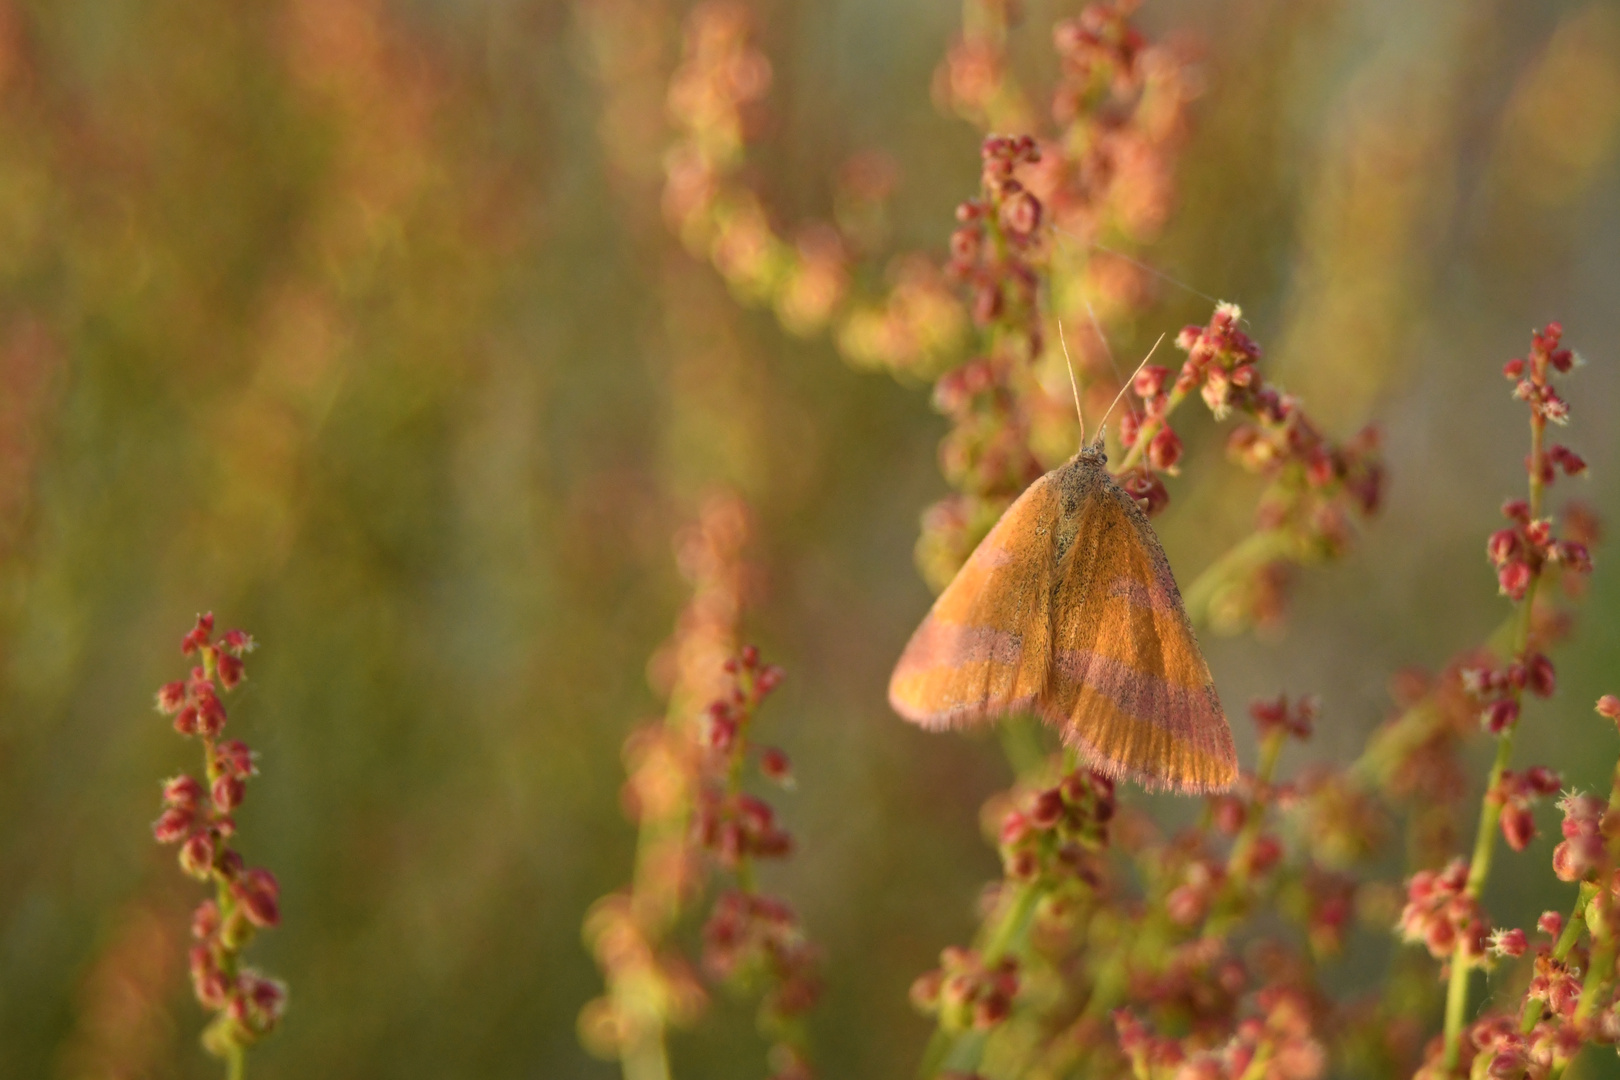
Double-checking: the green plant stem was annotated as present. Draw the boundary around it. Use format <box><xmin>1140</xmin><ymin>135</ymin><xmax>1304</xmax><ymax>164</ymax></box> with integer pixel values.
<box><xmin>919</xmin><ymin>730</ymin><xmax>1056</xmax><ymax>1079</ymax></box>
<box><xmin>1115</xmin><ymin>386</ymin><xmax>1189</xmax><ymax>473</ymax></box>
<box><xmin>611</xmin><ymin>670</ymin><xmax>766</xmax><ymax>1080</ymax></box>
<box><xmin>1440</xmin><ymin>406</ymin><xmax>1546</xmax><ymax>1074</ymax></box>
<box><xmin>225</xmin><ymin>1046</ymin><xmax>245</xmax><ymax>1080</ymax></box>
<box><xmin>623</xmin><ymin>1037</ymin><xmax>672</xmax><ymax>1080</ymax></box>
<box><xmin>1521</xmin><ymin>882</ymin><xmax>1599</xmax><ymax>1034</ymax></box>
<box><xmin>918</xmin><ymin>881</ymin><xmax>1042</xmax><ymax>1078</ymax></box>
<box><xmin>1181</xmin><ymin>530</ymin><xmax>1293</xmax><ymax>628</ymax></box>
<box><xmin>1000</xmin><ymin>716</ymin><xmax>1048</xmax><ymax>777</ymax></box>
<box><xmin>1236</xmin><ymin>1042</ymin><xmax>1275</xmax><ymax>1080</ymax></box>
<box><xmin>1203</xmin><ymin>729</ymin><xmax>1286</xmax><ymax>939</ymax></box>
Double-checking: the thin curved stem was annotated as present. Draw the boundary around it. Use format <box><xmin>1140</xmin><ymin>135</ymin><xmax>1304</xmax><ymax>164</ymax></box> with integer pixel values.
<box><xmin>1440</xmin><ymin>404</ymin><xmax>1546</xmax><ymax>1073</ymax></box>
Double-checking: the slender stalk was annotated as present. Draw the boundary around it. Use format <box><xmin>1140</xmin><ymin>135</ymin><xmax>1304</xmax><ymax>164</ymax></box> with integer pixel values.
<box><xmin>1115</xmin><ymin>386</ymin><xmax>1189</xmax><ymax>473</ymax></box>
<box><xmin>1520</xmin><ymin>882</ymin><xmax>1598</xmax><ymax>1034</ymax></box>
<box><xmin>1236</xmin><ymin>1042</ymin><xmax>1276</xmax><ymax>1080</ymax></box>
<box><xmin>918</xmin><ymin>730</ymin><xmax>1060</xmax><ymax>1079</ymax></box>
<box><xmin>918</xmin><ymin>880</ymin><xmax>1042</xmax><ymax>1078</ymax></box>
<box><xmin>1204</xmin><ymin>729</ymin><xmax>1286</xmax><ymax>939</ymax></box>
<box><xmin>1440</xmin><ymin>401</ymin><xmax>1546</xmax><ymax>1073</ymax></box>
<box><xmin>1181</xmin><ymin>531</ymin><xmax>1292</xmax><ymax>628</ymax></box>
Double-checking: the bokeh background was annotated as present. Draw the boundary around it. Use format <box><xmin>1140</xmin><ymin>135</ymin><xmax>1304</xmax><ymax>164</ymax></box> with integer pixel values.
<box><xmin>1</xmin><ymin>1</ymin><xmax>1617</xmax><ymax>1077</ymax></box>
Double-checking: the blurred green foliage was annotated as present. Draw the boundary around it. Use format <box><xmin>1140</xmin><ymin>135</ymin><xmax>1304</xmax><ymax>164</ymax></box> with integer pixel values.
<box><xmin>0</xmin><ymin>1</ymin><xmax>1616</xmax><ymax>1078</ymax></box>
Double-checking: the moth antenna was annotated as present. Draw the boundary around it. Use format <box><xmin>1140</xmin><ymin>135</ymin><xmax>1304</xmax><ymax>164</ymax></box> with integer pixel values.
<box><xmin>1057</xmin><ymin>318</ymin><xmax>1085</xmax><ymax>449</ymax></box>
<box><xmin>1096</xmin><ymin>332</ymin><xmax>1166</xmax><ymax>443</ymax></box>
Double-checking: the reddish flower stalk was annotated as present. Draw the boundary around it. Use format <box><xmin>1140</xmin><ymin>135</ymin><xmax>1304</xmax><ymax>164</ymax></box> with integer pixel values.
<box><xmin>582</xmin><ymin>496</ymin><xmax>819</xmax><ymax>1080</ymax></box>
<box><xmin>152</xmin><ymin>614</ymin><xmax>284</xmax><ymax>1079</ymax></box>
<box><xmin>696</xmin><ymin>649</ymin><xmax>820</xmax><ymax>1079</ymax></box>
<box><xmin>1435</xmin><ymin>325</ymin><xmax>1586</xmax><ymax>1073</ymax></box>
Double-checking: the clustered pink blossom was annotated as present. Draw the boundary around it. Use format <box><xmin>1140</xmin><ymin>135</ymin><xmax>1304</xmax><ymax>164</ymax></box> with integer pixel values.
<box><xmin>1398</xmin><ymin>859</ymin><xmax>1487</xmax><ymax>961</ymax></box>
<box><xmin>911</xmin><ymin>946</ymin><xmax>1021</xmax><ymax>1032</ymax></box>
<box><xmin>152</xmin><ymin>613</ymin><xmax>286</xmax><ymax>1060</ymax></box>
<box><xmin>583</xmin><ymin>581</ymin><xmax>819</xmax><ymax>1080</ymax></box>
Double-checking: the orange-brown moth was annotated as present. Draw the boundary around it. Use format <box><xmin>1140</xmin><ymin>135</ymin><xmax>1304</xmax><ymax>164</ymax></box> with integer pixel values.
<box><xmin>888</xmin><ymin>437</ymin><xmax>1238</xmax><ymax>793</ymax></box>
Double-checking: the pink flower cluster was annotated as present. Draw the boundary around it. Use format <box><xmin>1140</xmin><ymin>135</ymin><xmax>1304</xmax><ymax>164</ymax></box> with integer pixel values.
<box><xmin>1115</xmin><ymin>986</ymin><xmax>1324</xmax><ymax>1080</ymax></box>
<box><xmin>586</xmin><ymin>635</ymin><xmax>820</xmax><ymax>1080</ymax></box>
<box><xmin>1491</xmin><ymin>767</ymin><xmax>1563</xmax><ymax>851</ymax></box>
<box><xmin>1490</xmin><ymin>499</ymin><xmax>1592</xmax><ymax>602</ymax></box>
<box><xmin>694</xmin><ymin>647</ymin><xmax>795</xmax><ymax>867</ymax></box>
<box><xmin>703</xmin><ymin>890</ymin><xmax>820</xmax><ymax>1037</ymax></box>
<box><xmin>995</xmin><ymin>768</ymin><xmax>1116</xmax><ymax>885</ymax></box>
<box><xmin>151</xmin><ymin>614</ymin><xmax>286</xmax><ymax>1059</ymax></box>
<box><xmin>948</xmin><ymin>135</ymin><xmax>1045</xmax><ymax>339</ymax></box>
<box><xmin>1398</xmin><ymin>859</ymin><xmax>1488</xmax><ymax>962</ymax></box>
<box><xmin>910</xmin><ymin>946</ymin><xmax>1021</xmax><ymax>1032</ymax></box>
<box><xmin>1504</xmin><ymin>322</ymin><xmax>1577</xmax><ymax>427</ymax></box>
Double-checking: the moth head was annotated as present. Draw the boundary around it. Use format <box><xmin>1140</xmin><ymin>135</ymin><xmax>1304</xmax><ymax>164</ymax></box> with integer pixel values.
<box><xmin>1079</xmin><ymin>433</ymin><xmax>1108</xmax><ymax>467</ymax></box>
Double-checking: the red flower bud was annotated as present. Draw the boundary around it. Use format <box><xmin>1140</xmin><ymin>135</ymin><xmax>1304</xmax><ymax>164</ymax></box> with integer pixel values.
<box><xmin>192</xmin><ymin>900</ymin><xmax>221</xmax><ymax>940</ymax></box>
<box><xmin>1538</xmin><ymin>911</ymin><xmax>1564</xmax><ymax>936</ymax></box>
<box><xmin>215</xmin><ymin>740</ymin><xmax>256</xmax><ymax>777</ymax></box>
<box><xmin>755</xmin><ymin>664</ymin><xmax>784</xmax><ymax>694</ymax></box>
<box><xmin>1503</xmin><ymin>358</ymin><xmax>1525</xmax><ymax>379</ymax></box>
<box><xmin>181</xmin><ymin>613</ymin><xmax>215</xmax><ymax>655</ymax></box>
<box><xmin>190</xmin><ymin>945</ymin><xmax>229</xmax><ymax>1008</ymax></box>
<box><xmin>1549</xmin><ymin>445</ymin><xmax>1587</xmax><ymax>477</ymax></box>
<box><xmin>1497</xmin><ymin>561</ymin><xmax>1532</xmax><ymax>601</ymax></box>
<box><xmin>1000</xmin><ymin>810</ymin><xmax>1031</xmax><ymax>847</ymax></box>
<box><xmin>235</xmin><ymin>869</ymin><xmax>282</xmax><ymax>928</ymax></box>
<box><xmin>1524</xmin><ymin>766</ymin><xmax>1562</xmax><ymax>794</ymax></box>
<box><xmin>949</xmin><ymin>226</ymin><xmax>980</xmax><ymax>263</ymax></box>
<box><xmin>1597</xmin><ymin>695</ymin><xmax>1620</xmax><ymax>721</ymax></box>
<box><xmin>1483</xmin><ymin>699</ymin><xmax>1520</xmax><ymax>734</ymax></box>
<box><xmin>1555</xmin><ymin>541</ymin><xmax>1592</xmax><ymax>573</ymax></box>
<box><xmin>212</xmin><ymin>774</ymin><xmax>246</xmax><ymax>813</ymax></box>
<box><xmin>155</xmin><ymin>681</ymin><xmax>187</xmax><ymax>714</ymax></box>
<box><xmin>1029</xmin><ymin>788</ymin><xmax>1065</xmax><ymax>829</ymax></box>
<box><xmin>1246</xmin><ymin>835</ymin><xmax>1283</xmax><ymax>875</ymax></box>
<box><xmin>1121</xmin><ymin>469</ymin><xmax>1168</xmax><ymax>516</ymax></box>
<box><xmin>195</xmin><ymin>692</ymin><xmax>227</xmax><ymax>737</ymax></box>
<box><xmin>1490</xmin><ymin>928</ymin><xmax>1528</xmax><ymax>958</ymax></box>
<box><xmin>217</xmin><ymin>654</ymin><xmax>245</xmax><ymax>689</ymax></box>
<box><xmin>179</xmin><ymin>831</ymin><xmax>216</xmax><ymax>880</ymax></box>
<box><xmin>221</xmin><ymin>629</ymin><xmax>255</xmax><ymax>655</ymax></box>
<box><xmin>759</xmin><ymin>747</ymin><xmax>794</xmax><ymax>786</ymax></box>
<box><xmin>1526</xmin><ymin>653</ymin><xmax>1555</xmax><ymax>698</ymax></box>
<box><xmin>702</xmin><ymin>714</ymin><xmax>737</xmax><ymax>752</ymax></box>
<box><xmin>1133</xmin><ymin>365</ymin><xmax>1169</xmax><ymax>401</ymax></box>
<box><xmin>909</xmin><ymin>970</ymin><xmax>943</xmax><ymax>1012</ymax></box>
<box><xmin>163</xmin><ymin>775</ymin><xmax>205</xmax><ymax>809</ymax></box>
<box><xmin>1486</xmin><ymin>529</ymin><xmax>1522</xmax><ymax>566</ymax></box>
<box><xmin>1501</xmin><ymin>807</ymin><xmax>1535</xmax><ymax>852</ymax></box>
<box><xmin>1001</xmin><ymin>191</ymin><xmax>1041</xmax><ymax>236</ymax></box>
<box><xmin>153</xmin><ymin>806</ymin><xmax>195</xmax><ymax>844</ymax></box>
<box><xmin>973</xmin><ymin>990</ymin><xmax>1012</xmax><ymax>1028</ymax></box>
<box><xmin>1147</xmin><ymin>427</ymin><xmax>1182</xmax><ymax>473</ymax></box>
<box><xmin>242</xmin><ymin>973</ymin><xmax>288</xmax><ymax>1028</ymax></box>
<box><xmin>1553</xmin><ymin>835</ymin><xmax>1603</xmax><ymax>882</ymax></box>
